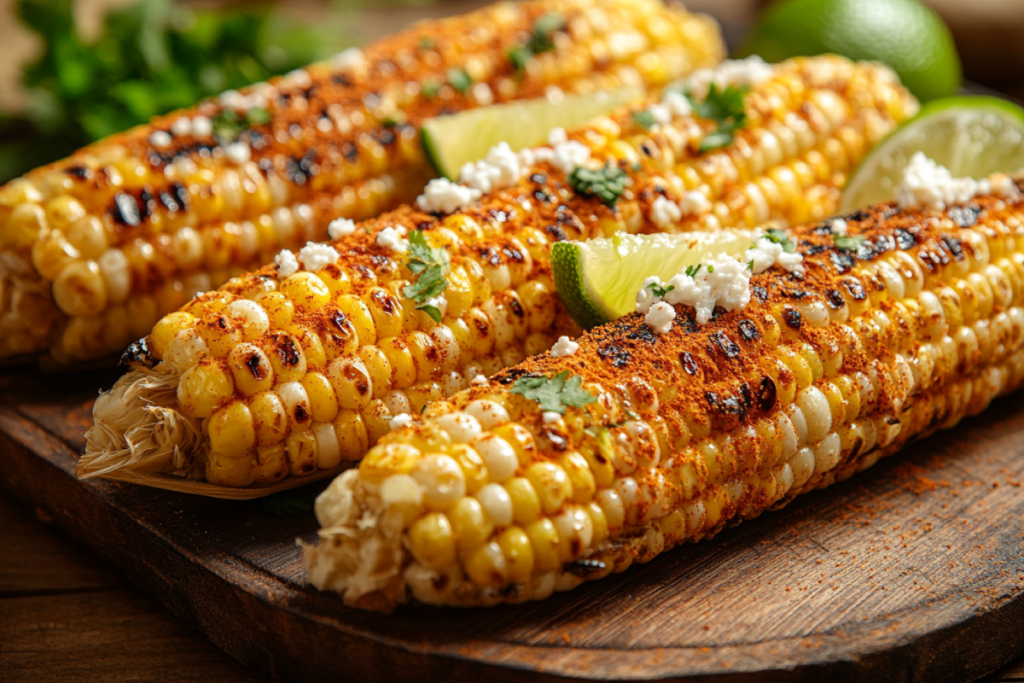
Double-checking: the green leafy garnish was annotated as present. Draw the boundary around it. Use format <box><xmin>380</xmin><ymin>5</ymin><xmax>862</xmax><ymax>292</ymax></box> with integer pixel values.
<box><xmin>420</xmin><ymin>79</ymin><xmax>441</xmax><ymax>99</ymax></box>
<box><xmin>510</xmin><ymin>370</ymin><xmax>597</xmax><ymax>414</ymax></box>
<box><xmin>646</xmin><ymin>281</ymin><xmax>675</xmax><ymax>298</ymax></box>
<box><xmin>261</xmin><ymin>490</ymin><xmax>315</xmax><ymax>516</ymax></box>
<box><xmin>707</xmin><ymin>265</ymin><xmax>715</xmax><ymax>273</ymax></box>
<box><xmin>568</xmin><ymin>164</ymin><xmax>629</xmax><ymax>207</ymax></box>
<box><xmin>447</xmin><ymin>68</ymin><xmax>472</xmax><ymax>94</ymax></box>
<box><xmin>747</xmin><ymin>259</ymin><xmax>754</xmax><ymax>271</ymax></box>
<box><xmin>508</xmin><ymin>12</ymin><xmax>564</xmax><ymax>74</ymax></box>
<box><xmin>402</xmin><ymin>230</ymin><xmax>450</xmax><ymax>322</ymax></box>
<box><xmin>685</xmin><ymin>264</ymin><xmax>702</xmax><ymax>277</ymax></box>
<box><xmin>246</xmin><ymin>106</ymin><xmax>271</xmax><ymax>126</ymax></box>
<box><xmin>418</xmin><ymin>36</ymin><xmax>436</xmax><ymax>50</ymax></box>
<box><xmin>764</xmin><ymin>228</ymin><xmax>796</xmax><ymax>253</ymax></box>
<box><xmin>834</xmin><ymin>234</ymin><xmax>867</xmax><ymax>252</ymax></box>
<box><xmin>508</xmin><ymin>46</ymin><xmax>533</xmax><ymax>74</ymax></box>
<box><xmin>211</xmin><ymin>106</ymin><xmax>270</xmax><ymax>142</ymax></box>
<box><xmin>691</xmin><ymin>84</ymin><xmax>750</xmax><ymax>153</ymax></box>
<box><xmin>631</xmin><ymin>110</ymin><xmax>656</xmax><ymax>130</ymax></box>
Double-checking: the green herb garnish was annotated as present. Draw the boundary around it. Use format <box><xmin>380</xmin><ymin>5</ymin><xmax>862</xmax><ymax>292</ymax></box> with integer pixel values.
<box><xmin>420</xmin><ymin>79</ymin><xmax>441</xmax><ymax>99</ymax></box>
<box><xmin>261</xmin><ymin>491</ymin><xmax>315</xmax><ymax>516</ymax></box>
<box><xmin>568</xmin><ymin>164</ymin><xmax>629</xmax><ymax>207</ymax></box>
<box><xmin>402</xmin><ymin>230</ymin><xmax>450</xmax><ymax>322</ymax></box>
<box><xmin>418</xmin><ymin>36</ymin><xmax>436</xmax><ymax>50</ymax></box>
<box><xmin>508</xmin><ymin>46</ymin><xmax>533</xmax><ymax>74</ymax></box>
<box><xmin>747</xmin><ymin>259</ymin><xmax>754</xmax><ymax>271</ymax></box>
<box><xmin>510</xmin><ymin>370</ymin><xmax>597</xmax><ymax>414</ymax></box>
<box><xmin>447</xmin><ymin>67</ymin><xmax>472</xmax><ymax>94</ymax></box>
<box><xmin>834</xmin><ymin>234</ymin><xmax>867</xmax><ymax>252</ymax></box>
<box><xmin>508</xmin><ymin>12</ymin><xmax>564</xmax><ymax>74</ymax></box>
<box><xmin>691</xmin><ymin>84</ymin><xmax>750</xmax><ymax>153</ymax></box>
<box><xmin>212</xmin><ymin>106</ymin><xmax>271</xmax><ymax>142</ymax></box>
<box><xmin>764</xmin><ymin>228</ymin><xmax>796</xmax><ymax>253</ymax></box>
<box><xmin>631</xmin><ymin>110</ymin><xmax>656</xmax><ymax>130</ymax></box>
<box><xmin>685</xmin><ymin>264</ymin><xmax>702</xmax><ymax>277</ymax></box>
<box><xmin>246</xmin><ymin>106</ymin><xmax>271</xmax><ymax>126</ymax></box>
<box><xmin>646</xmin><ymin>281</ymin><xmax>675</xmax><ymax>298</ymax></box>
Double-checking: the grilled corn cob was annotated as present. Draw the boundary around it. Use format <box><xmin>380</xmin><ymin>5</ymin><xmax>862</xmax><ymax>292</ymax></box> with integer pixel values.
<box><xmin>0</xmin><ymin>0</ymin><xmax>724</xmax><ymax>365</ymax></box>
<box><xmin>79</xmin><ymin>56</ymin><xmax>916</xmax><ymax>493</ymax></box>
<box><xmin>302</xmin><ymin>177</ymin><xmax>1024</xmax><ymax>611</ymax></box>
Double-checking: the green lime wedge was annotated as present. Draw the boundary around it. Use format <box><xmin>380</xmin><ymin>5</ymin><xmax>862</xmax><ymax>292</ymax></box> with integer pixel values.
<box><xmin>841</xmin><ymin>96</ymin><xmax>1024</xmax><ymax>212</ymax></box>
<box><xmin>421</xmin><ymin>87</ymin><xmax>643</xmax><ymax>179</ymax></box>
<box><xmin>551</xmin><ymin>231</ymin><xmax>761</xmax><ymax>330</ymax></box>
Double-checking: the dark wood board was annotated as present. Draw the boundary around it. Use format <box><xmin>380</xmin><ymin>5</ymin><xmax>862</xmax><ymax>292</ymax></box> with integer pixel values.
<box><xmin>2</xmin><ymin>366</ymin><xmax>1024</xmax><ymax>683</ymax></box>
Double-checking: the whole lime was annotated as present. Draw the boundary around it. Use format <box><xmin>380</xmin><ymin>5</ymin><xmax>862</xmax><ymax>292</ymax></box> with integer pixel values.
<box><xmin>738</xmin><ymin>0</ymin><xmax>961</xmax><ymax>101</ymax></box>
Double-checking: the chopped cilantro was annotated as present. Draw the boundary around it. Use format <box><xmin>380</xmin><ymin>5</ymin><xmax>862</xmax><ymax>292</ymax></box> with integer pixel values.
<box><xmin>212</xmin><ymin>107</ymin><xmax>272</xmax><ymax>142</ymax></box>
<box><xmin>646</xmin><ymin>281</ymin><xmax>675</xmax><ymax>298</ymax></box>
<box><xmin>510</xmin><ymin>370</ymin><xmax>597</xmax><ymax>414</ymax></box>
<box><xmin>689</xmin><ymin>83</ymin><xmax>750</xmax><ymax>153</ymax></box>
<box><xmin>764</xmin><ymin>228</ymin><xmax>796</xmax><ymax>253</ymax></box>
<box><xmin>747</xmin><ymin>259</ymin><xmax>754</xmax><ymax>271</ymax></box>
<box><xmin>529</xmin><ymin>12</ymin><xmax>564</xmax><ymax>53</ymax></box>
<box><xmin>508</xmin><ymin>46</ymin><xmax>533</xmax><ymax>74</ymax></box>
<box><xmin>402</xmin><ymin>230</ymin><xmax>450</xmax><ymax>321</ymax></box>
<box><xmin>707</xmin><ymin>264</ymin><xmax>715</xmax><ymax>273</ymax></box>
<box><xmin>834</xmin><ymin>234</ymin><xmax>867</xmax><ymax>252</ymax></box>
<box><xmin>685</xmin><ymin>263</ymin><xmax>702</xmax><ymax>277</ymax></box>
<box><xmin>418</xmin><ymin>36</ymin><xmax>436</xmax><ymax>50</ymax></box>
<box><xmin>631</xmin><ymin>110</ymin><xmax>656</xmax><ymax>130</ymax></box>
<box><xmin>420</xmin><ymin>79</ymin><xmax>441</xmax><ymax>99</ymax></box>
<box><xmin>247</xmin><ymin>106</ymin><xmax>271</xmax><ymax>126</ymax></box>
<box><xmin>447</xmin><ymin>68</ymin><xmax>472</xmax><ymax>94</ymax></box>
<box><xmin>568</xmin><ymin>164</ymin><xmax>629</xmax><ymax>207</ymax></box>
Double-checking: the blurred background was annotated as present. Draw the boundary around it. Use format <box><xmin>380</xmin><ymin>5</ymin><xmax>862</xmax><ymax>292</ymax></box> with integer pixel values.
<box><xmin>0</xmin><ymin>0</ymin><xmax>1021</xmax><ymax>184</ymax></box>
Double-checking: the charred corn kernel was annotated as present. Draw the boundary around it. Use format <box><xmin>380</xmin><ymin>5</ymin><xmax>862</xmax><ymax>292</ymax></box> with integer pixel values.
<box><xmin>286</xmin><ymin>428</ymin><xmax>318</xmax><ymax>476</ymax></box>
<box><xmin>451</xmin><ymin>443</ymin><xmax>488</xmax><ymax>495</ymax></box>
<box><xmin>150</xmin><ymin>312</ymin><xmax>195</xmax><ymax>359</ymax></box>
<box><xmin>208</xmin><ymin>402</ymin><xmax>256</xmax><ymax>459</ymax></box>
<box><xmin>206</xmin><ymin>452</ymin><xmax>257</xmax><ymax>487</ymax></box>
<box><xmin>527</xmin><ymin>462</ymin><xmax>573</xmax><ymax>515</ymax></box>
<box><xmin>255</xmin><ymin>443</ymin><xmax>288</xmax><ymax>483</ymax></box>
<box><xmin>87</xmin><ymin>55</ymin><xmax>920</xmax><ymax>491</ymax></box>
<box><xmin>250</xmin><ymin>391</ymin><xmax>288</xmax><ymax>445</ymax></box>
<box><xmin>464</xmin><ymin>541</ymin><xmax>507</xmax><ymax>588</ymax></box>
<box><xmin>227</xmin><ymin>343</ymin><xmax>274</xmax><ymax>396</ymax></box>
<box><xmin>334</xmin><ymin>408</ymin><xmax>369</xmax><ymax>460</ymax></box>
<box><xmin>407</xmin><ymin>512</ymin><xmax>457</xmax><ymax>569</ymax></box>
<box><xmin>177</xmin><ymin>361</ymin><xmax>234</xmax><ymax>418</ymax></box>
<box><xmin>302</xmin><ymin>372</ymin><xmax>339</xmax><ymax>423</ymax></box>
<box><xmin>327</xmin><ymin>356</ymin><xmax>373</xmax><ymax>410</ymax></box>
<box><xmin>264</xmin><ymin>332</ymin><xmax>307</xmax><ymax>383</ymax></box>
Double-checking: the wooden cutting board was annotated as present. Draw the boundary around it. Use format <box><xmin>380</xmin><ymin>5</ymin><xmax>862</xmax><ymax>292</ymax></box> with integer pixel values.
<box><xmin>2</xmin><ymin>365</ymin><xmax>1024</xmax><ymax>683</ymax></box>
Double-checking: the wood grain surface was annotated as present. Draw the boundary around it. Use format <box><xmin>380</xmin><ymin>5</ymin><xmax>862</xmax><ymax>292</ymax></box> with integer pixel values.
<box><xmin>3</xmin><ymin>364</ymin><xmax>1024</xmax><ymax>683</ymax></box>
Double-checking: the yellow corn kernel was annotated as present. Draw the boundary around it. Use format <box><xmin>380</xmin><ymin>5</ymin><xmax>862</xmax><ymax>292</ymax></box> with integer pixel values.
<box><xmin>516</xmin><ymin>280</ymin><xmax>557</xmax><ymax>334</ymax></box>
<box><xmin>361</xmin><ymin>399</ymin><xmax>392</xmax><ymax>445</ymax></box>
<box><xmin>286</xmin><ymin>427</ymin><xmax>317</xmax><ymax>476</ymax></box>
<box><xmin>445</xmin><ymin>265</ymin><xmax>473</xmax><ymax>318</ymax></box>
<box><xmin>360</xmin><ymin>442</ymin><xmax>420</xmax><ymax>485</ymax></box>
<box><xmin>560</xmin><ymin>452</ymin><xmax>596</xmax><ymax>504</ymax></box>
<box><xmin>333</xmin><ymin>409</ymin><xmax>369</xmax><ymax>460</ymax></box>
<box><xmin>465</xmin><ymin>307</ymin><xmax>496</xmax><ymax>357</ymax></box>
<box><xmin>150</xmin><ymin>312</ymin><xmax>195</xmax><ymax>359</ymax></box>
<box><xmin>776</xmin><ymin>346</ymin><xmax>813</xmax><ymax>391</ymax></box>
<box><xmin>821</xmin><ymin>381</ymin><xmax>846</xmax><ymax>426</ymax></box>
<box><xmin>255</xmin><ymin>291</ymin><xmax>295</xmax><ymax>328</ymax></box>
<box><xmin>526</xmin><ymin>462</ymin><xmax>573</xmax><ymax>515</ymax></box>
<box><xmin>407</xmin><ymin>331</ymin><xmax>441</xmax><ymax>383</ymax></box>
<box><xmin>447</xmin><ymin>316</ymin><xmax>475</xmax><ymax>359</ymax></box>
<box><xmin>578</xmin><ymin>442</ymin><xmax>616</xmax><ymax>488</ymax></box>
<box><xmin>250</xmin><ymin>391</ymin><xmax>288</xmax><ymax>445</ymax></box>
<box><xmin>326</xmin><ymin>356</ymin><xmax>373</xmax><ymax>410</ymax></box>
<box><xmin>448</xmin><ymin>496</ymin><xmax>494</xmax><ymax>551</ymax></box>
<box><xmin>337</xmin><ymin>294</ymin><xmax>377</xmax><ymax>346</ymax></box>
<box><xmin>406</xmin><ymin>381</ymin><xmax>444</xmax><ymax>415</ymax></box>
<box><xmin>280</xmin><ymin>272</ymin><xmax>331</xmax><ymax>314</ymax></box>
<box><xmin>227</xmin><ymin>343</ymin><xmax>274</xmax><ymax>396</ymax></box>
<box><xmin>287</xmin><ymin>325</ymin><xmax>327</xmax><ymax>369</ymax></box>
<box><xmin>586</xmin><ymin>502</ymin><xmax>609</xmax><ymax>547</ymax></box>
<box><xmin>496</xmin><ymin>527</ymin><xmax>535</xmax><ymax>583</ymax></box>
<box><xmin>407</xmin><ymin>512</ymin><xmax>458</xmax><ymax>569</ymax></box>
<box><xmin>208</xmin><ymin>402</ymin><xmax>256</xmax><ymax>459</ymax></box>
<box><xmin>505</xmin><ymin>477</ymin><xmax>541</xmax><ymax>525</ymax></box>
<box><xmin>197</xmin><ymin>312</ymin><xmax>242</xmax><ymax>359</ymax></box>
<box><xmin>363</xmin><ymin>287</ymin><xmax>404</xmax><ymax>339</ymax></box>
<box><xmin>450</xmin><ymin>443</ymin><xmax>488</xmax><ymax>494</ymax></box>
<box><xmin>4</xmin><ymin>203</ymin><xmax>47</xmax><ymax>250</ymax></box>
<box><xmin>206</xmin><ymin>452</ymin><xmax>257</xmax><ymax>487</ymax></box>
<box><xmin>52</xmin><ymin>260</ymin><xmax>108</xmax><ymax>318</ymax></box>
<box><xmin>524</xmin><ymin>518</ymin><xmax>560</xmax><ymax>572</ymax></box>
<box><xmin>177</xmin><ymin>361</ymin><xmax>234</xmax><ymax>418</ymax></box>
<box><xmin>255</xmin><ymin>443</ymin><xmax>288</xmax><ymax>483</ymax></box>
<box><xmin>317</xmin><ymin>265</ymin><xmax>351</xmax><ymax>296</ymax></box>
<box><xmin>264</xmin><ymin>332</ymin><xmax>307</xmax><ymax>383</ymax></box>
<box><xmin>378</xmin><ymin>336</ymin><xmax>416</xmax><ymax>389</ymax></box>
<box><xmin>463</xmin><ymin>541</ymin><xmax>507</xmax><ymax>588</ymax></box>
<box><xmin>301</xmin><ymin>372</ymin><xmax>339</xmax><ymax>423</ymax></box>
<box><xmin>491</xmin><ymin>423</ymin><xmax>537</xmax><ymax>466</ymax></box>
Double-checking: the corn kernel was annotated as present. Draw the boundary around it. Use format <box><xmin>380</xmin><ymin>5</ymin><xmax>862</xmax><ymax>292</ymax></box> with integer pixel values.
<box><xmin>250</xmin><ymin>391</ymin><xmax>288</xmax><ymax>445</ymax></box>
<box><xmin>280</xmin><ymin>272</ymin><xmax>330</xmax><ymax>313</ymax></box>
<box><xmin>524</xmin><ymin>518</ymin><xmax>560</xmax><ymax>572</ymax></box>
<box><xmin>448</xmin><ymin>496</ymin><xmax>494</xmax><ymax>550</ymax></box>
<box><xmin>255</xmin><ymin>443</ymin><xmax>288</xmax><ymax>483</ymax></box>
<box><xmin>326</xmin><ymin>356</ymin><xmax>373</xmax><ymax>409</ymax></box>
<box><xmin>407</xmin><ymin>512</ymin><xmax>457</xmax><ymax>569</ymax></box>
<box><xmin>334</xmin><ymin>408</ymin><xmax>369</xmax><ymax>460</ymax></box>
<box><xmin>206</xmin><ymin>452</ymin><xmax>257</xmax><ymax>487</ymax></box>
<box><xmin>301</xmin><ymin>372</ymin><xmax>339</xmax><ymax>423</ymax></box>
<box><xmin>150</xmin><ymin>311</ymin><xmax>195</xmax><ymax>359</ymax></box>
<box><xmin>286</xmin><ymin>427</ymin><xmax>317</xmax><ymax>476</ymax></box>
<box><xmin>227</xmin><ymin>343</ymin><xmax>274</xmax><ymax>395</ymax></box>
<box><xmin>178</xmin><ymin>361</ymin><xmax>234</xmax><ymax>418</ymax></box>
<box><xmin>208</xmin><ymin>402</ymin><xmax>256</xmax><ymax>458</ymax></box>
<box><xmin>463</xmin><ymin>541</ymin><xmax>508</xmax><ymax>588</ymax></box>
<box><xmin>496</xmin><ymin>527</ymin><xmax>534</xmax><ymax>582</ymax></box>
<box><xmin>378</xmin><ymin>336</ymin><xmax>416</xmax><ymax>389</ymax></box>
<box><xmin>526</xmin><ymin>462</ymin><xmax>573</xmax><ymax>515</ymax></box>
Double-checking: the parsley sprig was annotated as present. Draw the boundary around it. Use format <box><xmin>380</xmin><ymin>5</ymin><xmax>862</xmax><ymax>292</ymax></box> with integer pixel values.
<box><xmin>510</xmin><ymin>371</ymin><xmax>597</xmax><ymax>414</ymax></box>
<box><xmin>665</xmin><ymin>82</ymin><xmax>750</xmax><ymax>153</ymax></box>
<box><xmin>568</xmin><ymin>164</ymin><xmax>629</xmax><ymax>207</ymax></box>
<box><xmin>646</xmin><ymin>281</ymin><xmax>675</xmax><ymax>297</ymax></box>
<box><xmin>508</xmin><ymin>12</ymin><xmax>565</xmax><ymax>75</ymax></box>
<box><xmin>834</xmin><ymin>234</ymin><xmax>867</xmax><ymax>252</ymax></box>
<box><xmin>764</xmin><ymin>228</ymin><xmax>796</xmax><ymax>253</ymax></box>
<box><xmin>212</xmin><ymin>106</ymin><xmax>271</xmax><ymax>142</ymax></box>
<box><xmin>401</xmin><ymin>230</ymin><xmax>450</xmax><ymax>322</ymax></box>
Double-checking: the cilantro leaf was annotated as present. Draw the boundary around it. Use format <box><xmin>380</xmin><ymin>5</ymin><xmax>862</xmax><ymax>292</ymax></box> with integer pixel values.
<box><xmin>447</xmin><ymin>68</ymin><xmax>472</xmax><ymax>94</ymax></box>
<box><xmin>834</xmin><ymin>234</ymin><xmax>867</xmax><ymax>252</ymax></box>
<box><xmin>212</xmin><ymin>107</ymin><xmax>272</xmax><ymax>142</ymax></box>
<box><xmin>401</xmin><ymin>230</ymin><xmax>450</xmax><ymax>317</ymax></box>
<box><xmin>631</xmin><ymin>110</ymin><xmax>656</xmax><ymax>130</ymax></box>
<box><xmin>685</xmin><ymin>264</ymin><xmax>702</xmax><ymax>277</ymax></box>
<box><xmin>691</xmin><ymin>84</ymin><xmax>750</xmax><ymax>153</ymax></box>
<box><xmin>646</xmin><ymin>281</ymin><xmax>675</xmax><ymax>298</ymax></box>
<box><xmin>568</xmin><ymin>164</ymin><xmax>629</xmax><ymax>207</ymax></box>
<box><xmin>764</xmin><ymin>228</ymin><xmax>796</xmax><ymax>253</ymax></box>
<box><xmin>528</xmin><ymin>12</ymin><xmax>564</xmax><ymax>53</ymax></box>
<box><xmin>510</xmin><ymin>371</ymin><xmax>597</xmax><ymax>414</ymax></box>
<box><xmin>420</xmin><ymin>79</ymin><xmax>441</xmax><ymax>99</ymax></box>
<box><xmin>418</xmin><ymin>36</ymin><xmax>436</xmax><ymax>50</ymax></box>
<box><xmin>508</xmin><ymin>46</ymin><xmax>533</xmax><ymax>74</ymax></box>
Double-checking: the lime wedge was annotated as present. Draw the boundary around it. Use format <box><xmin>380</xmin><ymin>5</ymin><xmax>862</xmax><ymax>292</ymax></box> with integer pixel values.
<box><xmin>421</xmin><ymin>87</ymin><xmax>643</xmax><ymax>179</ymax></box>
<box><xmin>841</xmin><ymin>96</ymin><xmax>1024</xmax><ymax>212</ymax></box>
<box><xmin>551</xmin><ymin>231</ymin><xmax>761</xmax><ymax>329</ymax></box>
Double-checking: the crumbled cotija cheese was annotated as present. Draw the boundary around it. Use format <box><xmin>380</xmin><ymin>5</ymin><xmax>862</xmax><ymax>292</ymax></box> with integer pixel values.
<box><xmin>170</xmin><ymin>118</ymin><xmax>192</xmax><ymax>137</ymax></box>
<box><xmin>551</xmin><ymin>141</ymin><xmax>591</xmax><ymax>174</ymax></box>
<box><xmin>897</xmin><ymin>152</ymin><xmax>1019</xmax><ymax>211</ymax></box>
<box><xmin>679</xmin><ymin>190</ymin><xmax>711</xmax><ymax>216</ymax></box>
<box><xmin>331</xmin><ymin>47</ymin><xmax>365</xmax><ymax>70</ymax></box>
<box><xmin>149</xmin><ymin>131</ymin><xmax>172</xmax><ymax>148</ymax></box>
<box><xmin>390</xmin><ymin>413</ymin><xmax>414</xmax><ymax>431</ymax></box>
<box><xmin>550</xmin><ymin>336</ymin><xmax>579</xmax><ymax>357</ymax></box>
<box><xmin>298</xmin><ymin>242</ymin><xmax>339</xmax><ymax>271</ymax></box>
<box><xmin>275</xmin><ymin>250</ymin><xmax>299</xmax><ymax>277</ymax></box>
<box><xmin>644</xmin><ymin>302</ymin><xmax>676</xmax><ymax>334</ymax></box>
<box><xmin>686</xmin><ymin>56</ymin><xmax>774</xmax><ymax>99</ymax></box>
<box><xmin>191</xmin><ymin>116</ymin><xmax>212</xmax><ymax>137</ymax></box>
<box><xmin>224</xmin><ymin>141</ymin><xmax>251</xmax><ymax>165</ymax></box>
<box><xmin>460</xmin><ymin>142</ymin><xmax>524</xmax><ymax>193</ymax></box>
<box><xmin>376</xmin><ymin>226</ymin><xmax>408</xmax><ymax>253</ymax></box>
<box><xmin>328</xmin><ymin>218</ymin><xmax>356</xmax><ymax>239</ymax></box>
<box><xmin>650</xmin><ymin>196</ymin><xmax>683</xmax><ymax>229</ymax></box>
<box><xmin>416</xmin><ymin>178</ymin><xmax>482</xmax><ymax>214</ymax></box>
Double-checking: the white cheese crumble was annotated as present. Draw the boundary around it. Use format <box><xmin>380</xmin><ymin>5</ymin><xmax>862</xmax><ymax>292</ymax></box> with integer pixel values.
<box><xmin>460</xmin><ymin>142</ymin><xmax>524</xmax><ymax>193</ymax></box>
<box><xmin>191</xmin><ymin>116</ymin><xmax>212</xmax><ymax>137</ymax></box>
<box><xmin>170</xmin><ymin>118</ymin><xmax>192</xmax><ymax>137</ymax></box>
<box><xmin>542</xmin><ymin>411</ymin><xmax>563</xmax><ymax>425</ymax></box>
<box><xmin>421</xmin><ymin>294</ymin><xmax>448</xmax><ymax>318</ymax></box>
<box><xmin>896</xmin><ymin>152</ymin><xmax>1019</xmax><ymax>211</ymax></box>
<box><xmin>275</xmin><ymin>250</ymin><xmax>299</xmax><ymax>277</ymax></box>
<box><xmin>224</xmin><ymin>141</ymin><xmax>251</xmax><ymax>165</ymax></box>
<box><xmin>328</xmin><ymin>218</ymin><xmax>357</xmax><ymax>239</ymax></box>
<box><xmin>550</xmin><ymin>335</ymin><xmax>579</xmax><ymax>357</ymax></box>
<box><xmin>390</xmin><ymin>413</ymin><xmax>414</xmax><ymax>431</ymax></box>
<box><xmin>644</xmin><ymin>301</ymin><xmax>676</xmax><ymax>334</ymax></box>
<box><xmin>545</xmin><ymin>85</ymin><xmax>565</xmax><ymax>105</ymax></box>
<box><xmin>416</xmin><ymin>178</ymin><xmax>482</xmax><ymax>214</ymax></box>
<box><xmin>471</xmin><ymin>374</ymin><xmax>488</xmax><ymax>386</ymax></box>
<box><xmin>636</xmin><ymin>236</ymin><xmax>804</xmax><ymax>327</ymax></box>
<box><xmin>679</xmin><ymin>190</ymin><xmax>711</xmax><ymax>216</ymax></box>
<box><xmin>330</xmin><ymin>47</ymin><xmax>365</xmax><ymax>70</ymax></box>
<box><xmin>149</xmin><ymin>131</ymin><xmax>172</xmax><ymax>148</ymax></box>
<box><xmin>685</xmin><ymin>56</ymin><xmax>775</xmax><ymax>99</ymax></box>
<box><xmin>650</xmin><ymin>196</ymin><xmax>683</xmax><ymax>229</ymax></box>
<box><xmin>376</xmin><ymin>226</ymin><xmax>408</xmax><ymax>253</ymax></box>
<box><xmin>472</xmin><ymin>82</ymin><xmax>494</xmax><ymax>106</ymax></box>
<box><xmin>547</xmin><ymin>127</ymin><xmax>568</xmax><ymax>145</ymax></box>
<box><xmin>281</xmin><ymin>69</ymin><xmax>312</xmax><ymax>89</ymax></box>
<box><xmin>298</xmin><ymin>242</ymin><xmax>339</xmax><ymax>272</ymax></box>
<box><xmin>551</xmin><ymin>140</ymin><xmax>591</xmax><ymax>174</ymax></box>
<box><xmin>831</xmin><ymin>218</ymin><xmax>848</xmax><ymax>236</ymax></box>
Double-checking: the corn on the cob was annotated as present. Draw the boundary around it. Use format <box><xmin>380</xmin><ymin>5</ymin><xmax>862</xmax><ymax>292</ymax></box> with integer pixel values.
<box><xmin>79</xmin><ymin>55</ymin><xmax>916</xmax><ymax>492</ymax></box>
<box><xmin>302</xmin><ymin>177</ymin><xmax>1024</xmax><ymax>611</ymax></box>
<box><xmin>0</xmin><ymin>0</ymin><xmax>725</xmax><ymax>365</ymax></box>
